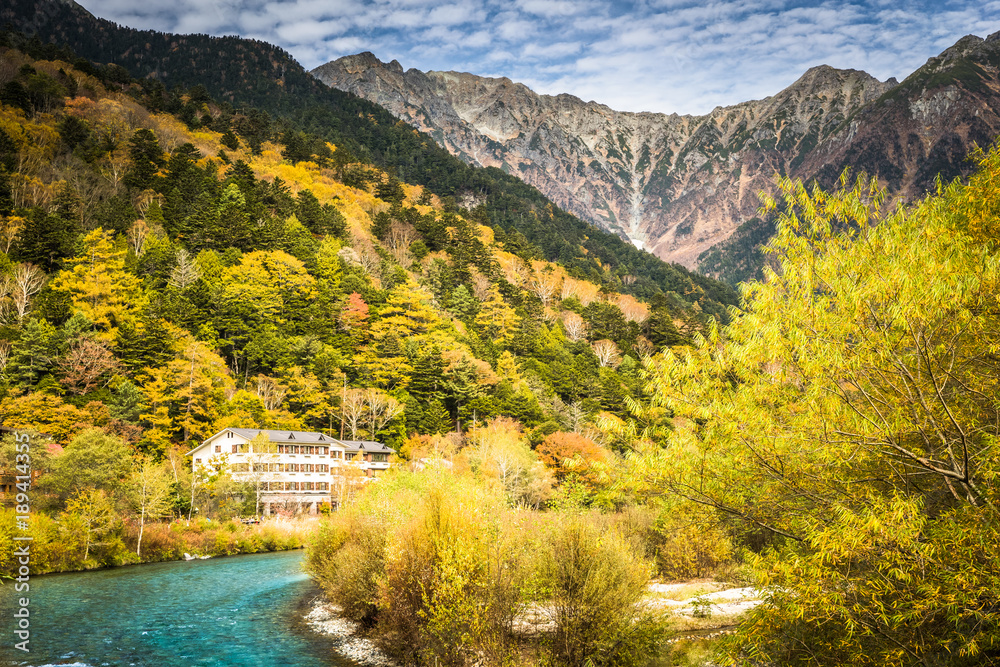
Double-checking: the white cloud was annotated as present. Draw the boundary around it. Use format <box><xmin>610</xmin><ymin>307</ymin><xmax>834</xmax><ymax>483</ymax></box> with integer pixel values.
<box><xmin>426</xmin><ymin>2</ymin><xmax>483</xmax><ymax>25</ymax></box>
<box><xmin>326</xmin><ymin>36</ymin><xmax>370</xmax><ymax>53</ymax></box>
<box><xmin>515</xmin><ymin>0</ymin><xmax>593</xmax><ymax>18</ymax></box>
<box><xmin>275</xmin><ymin>19</ymin><xmax>346</xmax><ymax>43</ymax></box>
<box><xmin>522</xmin><ymin>41</ymin><xmax>582</xmax><ymax>59</ymax></box>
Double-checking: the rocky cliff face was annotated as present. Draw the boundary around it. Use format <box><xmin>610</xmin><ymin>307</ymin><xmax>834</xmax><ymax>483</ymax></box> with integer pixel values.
<box><xmin>313</xmin><ymin>33</ymin><xmax>1000</xmax><ymax>275</ymax></box>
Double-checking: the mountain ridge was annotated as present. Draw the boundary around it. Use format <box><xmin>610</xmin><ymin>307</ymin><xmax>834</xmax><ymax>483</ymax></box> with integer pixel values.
<box><xmin>0</xmin><ymin>0</ymin><xmax>738</xmax><ymax>312</ymax></box>
<box><xmin>314</xmin><ymin>34</ymin><xmax>1000</xmax><ymax>278</ymax></box>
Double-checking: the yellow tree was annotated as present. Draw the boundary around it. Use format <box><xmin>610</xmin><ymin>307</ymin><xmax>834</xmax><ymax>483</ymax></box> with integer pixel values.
<box><xmin>50</xmin><ymin>229</ymin><xmax>145</xmax><ymax>336</ymax></box>
<box><xmin>60</xmin><ymin>488</ymin><xmax>118</xmax><ymax>563</ymax></box>
<box><xmin>128</xmin><ymin>456</ymin><xmax>174</xmax><ymax>558</ymax></box>
<box><xmin>371</xmin><ymin>279</ymin><xmax>442</xmax><ymax>340</ymax></box>
<box><xmin>474</xmin><ymin>285</ymin><xmax>519</xmax><ymax>345</ymax></box>
<box><xmin>634</xmin><ymin>153</ymin><xmax>1000</xmax><ymax>666</ymax></box>
<box><xmin>141</xmin><ymin>338</ymin><xmax>234</xmax><ymax>448</ymax></box>
<box><xmin>0</xmin><ymin>215</ymin><xmax>25</xmax><ymax>253</ymax></box>
<box><xmin>357</xmin><ymin>280</ymin><xmax>441</xmax><ymax>389</ymax></box>
<box><xmin>0</xmin><ymin>392</ymin><xmax>90</xmax><ymax>444</ymax></box>
<box><xmin>219</xmin><ymin>250</ymin><xmax>318</xmax><ymax>329</ymax></box>
<box><xmin>465</xmin><ymin>417</ymin><xmax>551</xmax><ymax>507</ymax></box>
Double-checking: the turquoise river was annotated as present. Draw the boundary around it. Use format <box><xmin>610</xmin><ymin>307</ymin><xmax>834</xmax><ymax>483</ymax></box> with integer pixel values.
<box><xmin>0</xmin><ymin>549</ymin><xmax>351</xmax><ymax>666</ymax></box>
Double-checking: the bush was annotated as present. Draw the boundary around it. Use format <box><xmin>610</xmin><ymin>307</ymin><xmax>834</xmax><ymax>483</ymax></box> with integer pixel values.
<box><xmin>375</xmin><ymin>479</ymin><xmax>523</xmax><ymax>666</ymax></box>
<box><xmin>308</xmin><ymin>516</ymin><xmax>386</xmax><ymax>625</ymax></box>
<box><xmin>729</xmin><ymin>498</ymin><xmax>1000</xmax><ymax>667</ymax></box>
<box><xmin>307</xmin><ymin>471</ymin><xmax>528</xmax><ymax>666</ymax></box>
<box><xmin>648</xmin><ymin>500</ymin><xmax>733</xmax><ymax>581</ymax></box>
<box><xmin>540</xmin><ymin>517</ymin><xmax>667</xmax><ymax>667</ymax></box>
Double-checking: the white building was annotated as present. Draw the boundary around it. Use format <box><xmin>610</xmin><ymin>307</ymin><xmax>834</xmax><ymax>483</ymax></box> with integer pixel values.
<box><xmin>340</xmin><ymin>439</ymin><xmax>394</xmax><ymax>475</ymax></box>
<box><xmin>187</xmin><ymin>428</ymin><xmax>394</xmax><ymax>515</ymax></box>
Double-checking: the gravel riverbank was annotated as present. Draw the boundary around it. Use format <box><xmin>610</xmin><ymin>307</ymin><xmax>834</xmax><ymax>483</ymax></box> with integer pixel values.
<box><xmin>304</xmin><ymin>598</ymin><xmax>398</xmax><ymax>666</ymax></box>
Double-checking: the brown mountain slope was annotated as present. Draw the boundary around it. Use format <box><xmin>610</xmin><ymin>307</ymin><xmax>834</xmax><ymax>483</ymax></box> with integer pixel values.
<box><xmin>314</xmin><ymin>33</ymin><xmax>1000</xmax><ymax>278</ymax></box>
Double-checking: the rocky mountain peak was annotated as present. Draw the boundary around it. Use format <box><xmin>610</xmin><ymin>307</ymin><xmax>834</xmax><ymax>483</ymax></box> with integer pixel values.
<box><xmin>314</xmin><ymin>34</ymin><xmax>1000</xmax><ymax>279</ymax></box>
<box><xmin>331</xmin><ymin>51</ymin><xmax>385</xmax><ymax>71</ymax></box>
<box><xmin>940</xmin><ymin>34</ymin><xmax>986</xmax><ymax>60</ymax></box>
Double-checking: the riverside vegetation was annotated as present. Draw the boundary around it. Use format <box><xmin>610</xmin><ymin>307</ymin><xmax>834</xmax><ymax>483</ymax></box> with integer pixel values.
<box><xmin>1</xmin><ymin>21</ymin><xmax>999</xmax><ymax>667</ymax></box>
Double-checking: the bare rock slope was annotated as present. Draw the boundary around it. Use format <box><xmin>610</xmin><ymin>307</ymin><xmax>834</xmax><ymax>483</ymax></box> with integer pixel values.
<box><xmin>314</xmin><ymin>33</ymin><xmax>1000</xmax><ymax>276</ymax></box>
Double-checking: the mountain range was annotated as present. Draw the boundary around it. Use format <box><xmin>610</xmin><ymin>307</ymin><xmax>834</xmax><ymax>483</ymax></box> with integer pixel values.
<box><xmin>314</xmin><ymin>34</ymin><xmax>1000</xmax><ymax>281</ymax></box>
<box><xmin>1</xmin><ymin>0</ymin><xmax>737</xmax><ymax>311</ymax></box>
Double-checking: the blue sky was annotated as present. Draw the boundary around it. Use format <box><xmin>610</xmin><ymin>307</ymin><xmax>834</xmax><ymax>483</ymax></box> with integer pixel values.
<box><xmin>77</xmin><ymin>0</ymin><xmax>1000</xmax><ymax>114</ymax></box>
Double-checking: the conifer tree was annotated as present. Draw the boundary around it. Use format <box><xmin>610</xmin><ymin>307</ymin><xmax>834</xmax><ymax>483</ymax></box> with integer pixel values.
<box><xmin>50</xmin><ymin>228</ymin><xmax>145</xmax><ymax>336</ymax></box>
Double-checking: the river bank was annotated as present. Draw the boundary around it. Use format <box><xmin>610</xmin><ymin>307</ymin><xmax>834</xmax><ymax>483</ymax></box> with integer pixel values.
<box><xmin>304</xmin><ymin>598</ymin><xmax>399</xmax><ymax>666</ymax></box>
<box><xmin>0</xmin><ymin>511</ymin><xmax>317</xmax><ymax>577</ymax></box>
<box><xmin>302</xmin><ymin>580</ymin><xmax>763</xmax><ymax>667</ymax></box>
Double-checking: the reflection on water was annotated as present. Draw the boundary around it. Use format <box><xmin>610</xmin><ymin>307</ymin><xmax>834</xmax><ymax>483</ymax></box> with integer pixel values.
<box><xmin>0</xmin><ymin>550</ymin><xmax>347</xmax><ymax>667</ymax></box>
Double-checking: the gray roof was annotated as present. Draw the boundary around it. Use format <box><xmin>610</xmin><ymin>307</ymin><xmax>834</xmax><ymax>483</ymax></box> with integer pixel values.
<box><xmin>335</xmin><ymin>439</ymin><xmax>394</xmax><ymax>454</ymax></box>
<box><xmin>188</xmin><ymin>428</ymin><xmax>342</xmax><ymax>455</ymax></box>
<box><xmin>227</xmin><ymin>428</ymin><xmax>337</xmax><ymax>444</ymax></box>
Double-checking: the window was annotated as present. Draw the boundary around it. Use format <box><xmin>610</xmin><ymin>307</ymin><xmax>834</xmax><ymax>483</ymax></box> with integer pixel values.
<box><xmin>195</xmin><ymin>458</ymin><xmax>201</xmax><ymax>464</ymax></box>
<box><xmin>227</xmin><ymin>432</ymin><xmax>232</xmax><ymax>438</ymax></box>
<box><xmin>372</xmin><ymin>454</ymin><xmax>388</xmax><ymax>463</ymax></box>
<box><xmin>214</xmin><ymin>445</ymin><xmax>221</xmax><ymax>453</ymax></box>
<box><xmin>231</xmin><ymin>445</ymin><xmax>237</xmax><ymax>454</ymax></box>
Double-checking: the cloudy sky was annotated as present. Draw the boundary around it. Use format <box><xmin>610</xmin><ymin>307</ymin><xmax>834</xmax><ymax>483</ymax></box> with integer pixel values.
<box><xmin>77</xmin><ymin>0</ymin><xmax>1000</xmax><ymax>115</ymax></box>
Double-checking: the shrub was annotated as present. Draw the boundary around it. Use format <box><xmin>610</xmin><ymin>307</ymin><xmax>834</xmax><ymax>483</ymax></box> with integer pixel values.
<box><xmin>308</xmin><ymin>516</ymin><xmax>386</xmax><ymax>625</ymax></box>
<box><xmin>307</xmin><ymin>471</ymin><xmax>528</xmax><ymax>666</ymax></box>
<box><xmin>375</xmin><ymin>476</ymin><xmax>523</xmax><ymax>666</ymax></box>
<box><xmin>648</xmin><ymin>500</ymin><xmax>733</xmax><ymax>581</ymax></box>
<box><xmin>540</xmin><ymin>517</ymin><xmax>667</xmax><ymax>667</ymax></box>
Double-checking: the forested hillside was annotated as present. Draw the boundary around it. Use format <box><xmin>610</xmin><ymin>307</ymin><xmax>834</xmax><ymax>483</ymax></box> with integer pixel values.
<box><xmin>0</xmin><ymin>43</ymin><xmax>708</xmax><ymax>456</ymax></box>
<box><xmin>0</xmin><ymin>0</ymin><xmax>737</xmax><ymax>310</ymax></box>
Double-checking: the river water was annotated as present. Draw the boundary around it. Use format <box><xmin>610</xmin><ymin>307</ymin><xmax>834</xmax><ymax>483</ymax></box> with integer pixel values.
<box><xmin>0</xmin><ymin>549</ymin><xmax>349</xmax><ymax>667</ymax></box>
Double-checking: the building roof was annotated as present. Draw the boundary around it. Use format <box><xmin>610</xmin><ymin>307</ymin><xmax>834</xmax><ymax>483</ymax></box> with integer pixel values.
<box><xmin>227</xmin><ymin>428</ymin><xmax>337</xmax><ymax>444</ymax></box>
<box><xmin>335</xmin><ymin>439</ymin><xmax>395</xmax><ymax>454</ymax></box>
<box><xmin>187</xmin><ymin>427</ymin><xmax>345</xmax><ymax>455</ymax></box>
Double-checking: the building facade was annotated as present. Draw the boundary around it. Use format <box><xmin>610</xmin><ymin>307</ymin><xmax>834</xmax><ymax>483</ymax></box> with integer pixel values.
<box><xmin>187</xmin><ymin>428</ymin><xmax>394</xmax><ymax>515</ymax></box>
